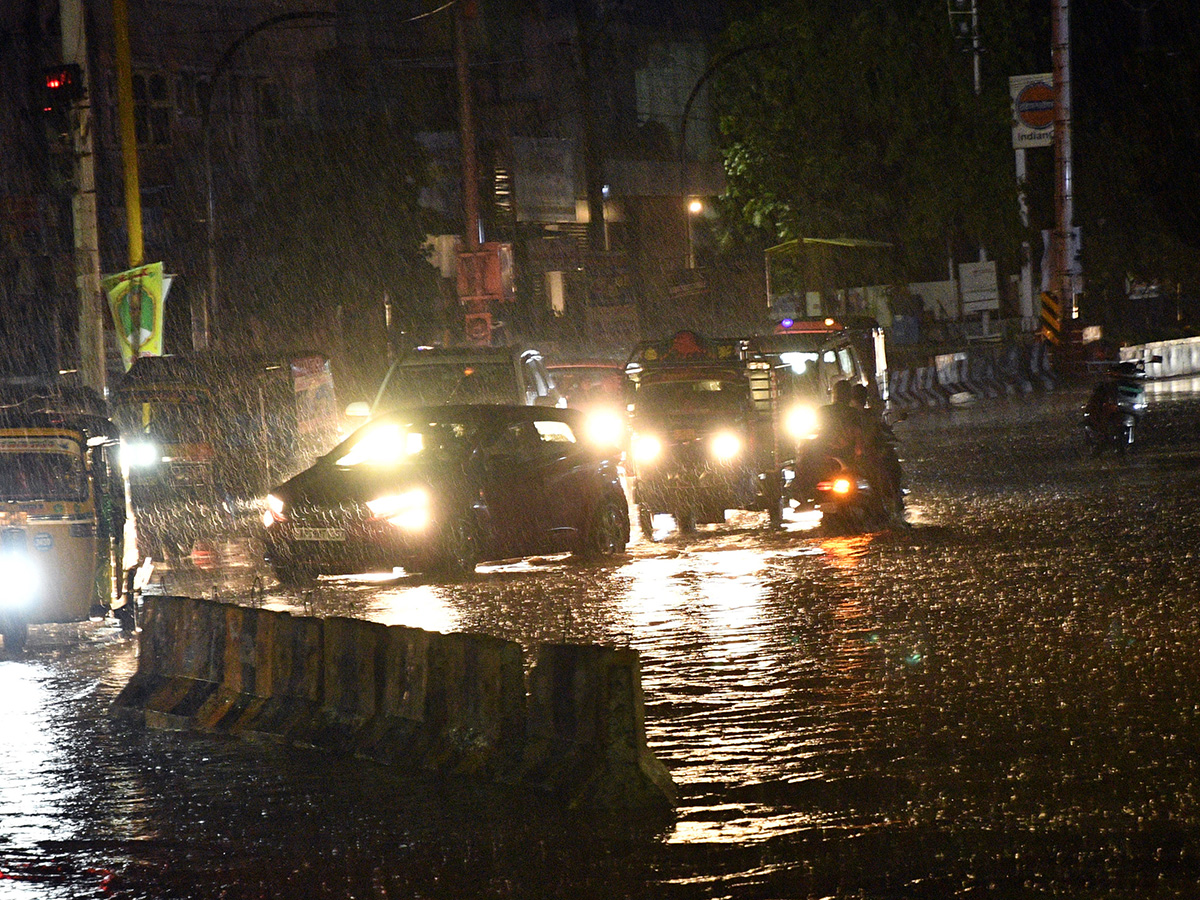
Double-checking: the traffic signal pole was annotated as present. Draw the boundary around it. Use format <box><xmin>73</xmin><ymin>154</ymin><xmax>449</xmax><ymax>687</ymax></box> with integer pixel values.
<box><xmin>61</xmin><ymin>0</ymin><xmax>106</xmax><ymax>394</ymax></box>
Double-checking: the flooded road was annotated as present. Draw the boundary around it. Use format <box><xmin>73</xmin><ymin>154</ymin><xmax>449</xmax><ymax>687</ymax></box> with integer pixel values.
<box><xmin>4</xmin><ymin>382</ymin><xmax>1200</xmax><ymax>898</ymax></box>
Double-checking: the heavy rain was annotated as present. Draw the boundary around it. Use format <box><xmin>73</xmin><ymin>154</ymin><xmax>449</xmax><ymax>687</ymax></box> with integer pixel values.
<box><xmin>2</xmin><ymin>381</ymin><xmax>1200</xmax><ymax>898</ymax></box>
<box><xmin>5</xmin><ymin>0</ymin><xmax>1200</xmax><ymax>897</ymax></box>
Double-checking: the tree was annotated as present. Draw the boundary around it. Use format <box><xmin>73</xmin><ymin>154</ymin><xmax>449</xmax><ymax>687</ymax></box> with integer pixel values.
<box><xmin>237</xmin><ymin>111</ymin><xmax>450</xmax><ymax>389</ymax></box>
<box><xmin>711</xmin><ymin>0</ymin><xmax>1041</xmax><ymax>286</ymax></box>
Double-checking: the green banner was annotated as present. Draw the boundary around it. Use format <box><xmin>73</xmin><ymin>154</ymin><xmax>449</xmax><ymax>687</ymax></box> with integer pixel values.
<box><xmin>102</xmin><ymin>262</ymin><xmax>166</xmax><ymax>370</ymax></box>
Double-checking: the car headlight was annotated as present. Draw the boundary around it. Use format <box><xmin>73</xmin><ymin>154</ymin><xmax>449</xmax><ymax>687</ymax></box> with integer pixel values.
<box><xmin>584</xmin><ymin>409</ymin><xmax>626</xmax><ymax>448</ymax></box>
<box><xmin>710</xmin><ymin>431</ymin><xmax>742</xmax><ymax>461</ymax></box>
<box><xmin>0</xmin><ymin>554</ymin><xmax>39</xmax><ymax>607</ymax></box>
<box><xmin>632</xmin><ymin>434</ymin><xmax>663</xmax><ymax>464</ymax></box>
<box><xmin>366</xmin><ymin>488</ymin><xmax>431</xmax><ymax>530</ymax></box>
<box><xmin>123</xmin><ymin>439</ymin><xmax>162</xmax><ymax>469</ymax></box>
<box><xmin>784</xmin><ymin>404</ymin><xmax>819</xmax><ymax>440</ymax></box>
<box><xmin>263</xmin><ymin>493</ymin><xmax>287</xmax><ymax>528</ymax></box>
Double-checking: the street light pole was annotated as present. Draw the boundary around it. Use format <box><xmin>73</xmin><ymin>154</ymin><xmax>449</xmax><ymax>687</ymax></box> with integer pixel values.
<box><xmin>199</xmin><ymin>10</ymin><xmax>334</xmax><ymax>351</ymax></box>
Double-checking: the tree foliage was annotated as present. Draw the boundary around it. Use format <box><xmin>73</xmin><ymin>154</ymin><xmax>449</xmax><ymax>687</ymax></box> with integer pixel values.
<box><xmin>713</xmin><ymin>0</ymin><xmax>1200</xmax><ymax>334</ymax></box>
<box><xmin>237</xmin><ymin>111</ymin><xmax>449</xmax><ymax>377</ymax></box>
<box><xmin>712</xmin><ymin>0</ymin><xmax>1046</xmax><ymax>284</ymax></box>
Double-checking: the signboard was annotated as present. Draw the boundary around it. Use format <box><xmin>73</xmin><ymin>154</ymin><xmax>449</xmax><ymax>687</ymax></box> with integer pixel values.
<box><xmin>1011</xmin><ymin>74</ymin><xmax>1054</xmax><ymax>148</ymax></box>
<box><xmin>959</xmin><ymin>260</ymin><xmax>999</xmax><ymax>314</ymax></box>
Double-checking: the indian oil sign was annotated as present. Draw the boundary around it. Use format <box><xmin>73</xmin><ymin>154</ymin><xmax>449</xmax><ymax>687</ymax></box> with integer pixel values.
<box><xmin>1010</xmin><ymin>74</ymin><xmax>1054</xmax><ymax>149</ymax></box>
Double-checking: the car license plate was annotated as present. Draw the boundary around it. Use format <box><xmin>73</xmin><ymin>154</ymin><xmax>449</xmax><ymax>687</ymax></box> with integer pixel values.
<box><xmin>294</xmin><ymin>526</ymin><xmax>345</xmax><ymax>542</ymax></box>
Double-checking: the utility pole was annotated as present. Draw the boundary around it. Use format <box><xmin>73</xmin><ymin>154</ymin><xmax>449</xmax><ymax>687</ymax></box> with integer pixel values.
<box><xmin>61</xmin><ymin>0</ymin><xmax>106</xmax><ymax>394</ymax></box>
<box><xmin>112</xmin><ymin>0</ymin><xmax>143</xmax><ymax>269</ymax></box>
<box><xmin>454</xmin><ymin>1</ymin><xmax>480</xmax><ymax>252</ymax></box>
<box><xmin>1051</xmin><ymin>0</ymin><xmax>1077</xmax><ymax>321</ymax></box>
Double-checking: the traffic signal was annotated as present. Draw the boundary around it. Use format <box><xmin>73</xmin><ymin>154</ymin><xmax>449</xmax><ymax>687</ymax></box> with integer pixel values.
<box><xmin>40</xmin><ymin>63</ymin><xmax>83</xmax><ymax>119</ymax></box>
<box><xmin>948</xmin><ymin>0</ymin><xmax>975</xmax><ymax>54</ymax></box>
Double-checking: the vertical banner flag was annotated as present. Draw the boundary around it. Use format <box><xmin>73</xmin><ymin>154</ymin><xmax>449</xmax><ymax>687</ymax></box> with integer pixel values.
<box><xmin>102</xmin><ymin>262</ymin><xmax>167</xmax><ymax>370</ymax></box>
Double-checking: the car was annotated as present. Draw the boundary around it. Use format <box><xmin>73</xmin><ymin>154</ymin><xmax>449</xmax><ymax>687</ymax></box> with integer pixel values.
<box><xmin>261</xmin><ymin>404</ymin><xmax>630</xmax><ymax>583</ymax></box>
<box><xmin>349</xmin><ymin>346</ymin><xmax>563</xmax><ymax>421</ymax></box>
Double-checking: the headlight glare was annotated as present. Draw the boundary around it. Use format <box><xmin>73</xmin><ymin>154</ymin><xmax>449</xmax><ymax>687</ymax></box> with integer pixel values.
<box><xmin>124</xmin><ymin>439</ymin><xmax>162</xmax><ymax>468</ymax></box>
<box><xmin>366</xmin><ymin>488</ymin><xmax>431</xmax><ymax>530</ymax></box>
<box><xmin>0</xmin><ymin>554</ymin><xmax>39</xmax><ymax>607</ymax></box>
<box><xmin>584</xmin><ymin>409</ymin><xmax>626</xmax><ymax>448</ymax></box>
<box><xmin>632</xmin><ymin>434</ymin><xmax>662</xmax><ymax>464</ymax></box>
<box><xmin>710</xmin><ymin>431</ymin><xmax>742</xmax><ymax>461</ymax></box>
<box><xmin>785</xmin><ymin>405</ymin><xmax>819</xmax><ymax>440</ymax></box>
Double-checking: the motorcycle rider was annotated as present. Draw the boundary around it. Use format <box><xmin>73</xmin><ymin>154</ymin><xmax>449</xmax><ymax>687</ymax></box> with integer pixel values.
<box><xmin>849</xmin><ymin>383</ymin><xmax>906</xmax><ymax>520</ymax></box>
<box><xmin>805</xmin><ymin>380</ymin><xmax>904</xmax><ymax>524</ymax></box>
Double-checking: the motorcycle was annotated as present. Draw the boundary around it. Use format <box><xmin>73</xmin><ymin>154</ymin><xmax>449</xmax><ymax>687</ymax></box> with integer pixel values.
<box><xmin>787</xmin><ymin>449</ymin><xmax>901</xmax><ymax>535</ymax></box>
<box><xmin>1082</xmin><ymin>362</ymin><xmax>1148</xmax><ymax>456</ymax></box>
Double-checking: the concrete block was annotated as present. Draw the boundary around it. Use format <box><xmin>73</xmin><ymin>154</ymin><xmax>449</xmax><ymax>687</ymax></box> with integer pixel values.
<box><xmin>526</xmin><ymin>643</ymin><xmax>676</xmax><ymax>813</ymax></box>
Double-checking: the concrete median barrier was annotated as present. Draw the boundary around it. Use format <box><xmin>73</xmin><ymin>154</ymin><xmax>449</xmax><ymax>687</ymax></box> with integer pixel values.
<box><xmin>525</xmin><ymin>643</ymin><xmax>677</xmax><ymax>813</ymax></box>
<box><xmin>113</xmin><ymin>596</ymin><xmax>676</xmax><ymax>812</ymax></box>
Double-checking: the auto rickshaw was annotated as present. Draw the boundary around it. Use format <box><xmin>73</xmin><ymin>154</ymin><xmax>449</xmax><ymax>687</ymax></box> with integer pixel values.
<box><xmin>0</xmin><ymin>406</ymin><xmax>131</xmax><ymax>652</ymax></box>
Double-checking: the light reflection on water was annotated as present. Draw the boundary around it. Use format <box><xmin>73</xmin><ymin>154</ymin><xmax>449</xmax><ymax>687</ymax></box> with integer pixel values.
<box><xmin>0</xmin><ymin>662</ymin><xmax>78</xmax><ymax>848</ymax></box>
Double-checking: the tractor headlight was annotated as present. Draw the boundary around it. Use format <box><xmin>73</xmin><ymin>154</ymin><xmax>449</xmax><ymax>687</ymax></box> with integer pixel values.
<box><xmin>367</xmin><ymin>488</ymin><xmax>432</xmax><ymax>531</ymax></box>
<box><xmin>710</xmin><ymin>431</ymin><xmax>742</xmax><ymax>461</ymax></box>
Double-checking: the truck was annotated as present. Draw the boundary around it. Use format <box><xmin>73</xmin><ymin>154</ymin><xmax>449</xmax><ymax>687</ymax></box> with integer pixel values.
<box><xmin>112</xmin><ymin>354</ymin><xmax>340</xmax><ymax>565</ymax></box>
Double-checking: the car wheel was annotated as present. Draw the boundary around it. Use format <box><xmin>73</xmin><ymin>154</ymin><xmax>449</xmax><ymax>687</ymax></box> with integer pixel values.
<box><xmin>428</xmin><ymin>513</ymin><xmax>479</xmax><ymax>578</ymax></box>
<box><xmin>2</xmin><ymin>619</ymin><xmax>28</xmax><ymax>653</ymax></box>
<box><xmin>274</xmin><ymin>564</ymin><xmax>318</xmax><ymax>587</ymax></box>
<box><xmin>580</xmin><ymin>495</ymin><xmax>628</xmax><ymax>557</ymax></box>
<box><xmin>638</xmin><ymin>505</ymin><xmax>657</xmax><ymax>542</ymax></box>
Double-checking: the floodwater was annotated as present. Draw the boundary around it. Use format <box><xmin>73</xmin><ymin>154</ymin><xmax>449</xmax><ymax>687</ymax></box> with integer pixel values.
<box><xmin>3</xmin><ymin>381</ymin><xmax>1200</xmax><ymax>898</ymax></box>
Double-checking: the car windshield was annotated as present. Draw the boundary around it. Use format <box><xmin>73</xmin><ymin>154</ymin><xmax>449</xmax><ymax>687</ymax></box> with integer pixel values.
<box><xmin>115</xmin><ymin>396</ymin><xmax>213</xmax><ymax>444</ymax></box>
<box><xmin>550</xmin><ymin>367</ymin><xmax>625</xmax><ymax>407</ymax></box>
<box><xmin>773</xmin><ymin>352</ymin><xmax>824</xmax><ymax>402</ymax></box>
<box><xmin>0</xmin><ymin>439</ymin><xmax>86</xmax><ymax>501</ymax></box>
<box><xmin>636</xmin><ymin>378</ymin><xmax>748</xmax><ymax>417</ymax></box>
<box><xmin>379</xmin><ymin>362</ymin><xmax>515</xmax><ymax>409</ymax></box>
<box><xmin>333</xmin><ymin>416</ymin><xmax>478</xmax><ymax>468</ymax></box>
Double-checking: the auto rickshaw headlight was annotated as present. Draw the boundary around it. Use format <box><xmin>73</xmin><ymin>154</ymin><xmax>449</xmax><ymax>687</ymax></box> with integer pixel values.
<box><xmin>784</xmin><ymin>404</ymin><xmax>819</xmax><ymax>440</ymax></box>
<box><xmin>0</xmin><ymin>554</ymin><xmax>39</xmax><ymax>607</ymax></box>
<box><xmin>367</xmin><ymin>488</ymin><xmax>431</xmax><ymax>531</ymax></box>
<box><xmin>710</xmin><ymin>431</ymin><xmax>742</xmax><ymax>461</ymax></box>
<box><xmin>123</xmin><ymin>439</ymin><xmax>162</xmax><ymax>469</ymax></box>
<box><xmin>632</xmin><ymin>434</ymin><xmax>662</xmax><ymax>464</ymax></box>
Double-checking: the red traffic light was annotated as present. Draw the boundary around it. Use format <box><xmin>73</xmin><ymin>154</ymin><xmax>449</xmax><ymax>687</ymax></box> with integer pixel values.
<box><xmin>42</xmin><ymin>64</ymin><xmax>83</xmax><ymax>104</ymax></box>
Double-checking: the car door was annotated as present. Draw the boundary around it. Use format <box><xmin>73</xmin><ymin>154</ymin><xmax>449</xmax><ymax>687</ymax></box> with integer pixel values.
<box><xmin>527</xmin><ymin>416</ymin><xmax>595</xmax><ymax>551</ymax></box>
<box><xmin>475</xmin><ymin>419</ymin><xmax>550</xmax><ymax>559</ymax></box>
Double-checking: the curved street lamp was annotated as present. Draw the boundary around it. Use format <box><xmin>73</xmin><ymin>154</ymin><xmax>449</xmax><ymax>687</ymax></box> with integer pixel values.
<box><xmin>200</xmin><ymin>10</ymin><xmax>335</xmax><ymax>350</ymax></box>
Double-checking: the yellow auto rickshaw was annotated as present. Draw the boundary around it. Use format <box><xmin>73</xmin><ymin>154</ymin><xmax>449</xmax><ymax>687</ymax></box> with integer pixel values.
<box><xmin>0</xmin><ymin>407</ymin><xmax>131</xmax><ymax>652</ymax></box>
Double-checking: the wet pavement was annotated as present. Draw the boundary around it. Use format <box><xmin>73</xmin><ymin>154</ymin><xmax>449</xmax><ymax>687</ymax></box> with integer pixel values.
<box><xmin>4</xmin><ymin>380</ymin><xmax>1200</xmax><ymax>898</ymax></box>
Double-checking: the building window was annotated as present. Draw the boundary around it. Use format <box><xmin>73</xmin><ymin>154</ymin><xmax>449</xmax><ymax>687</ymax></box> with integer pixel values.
<box><xmin>132</xmin><ymin>70</ymin><xmax>172</xmax><ymax>146</ymax></box>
